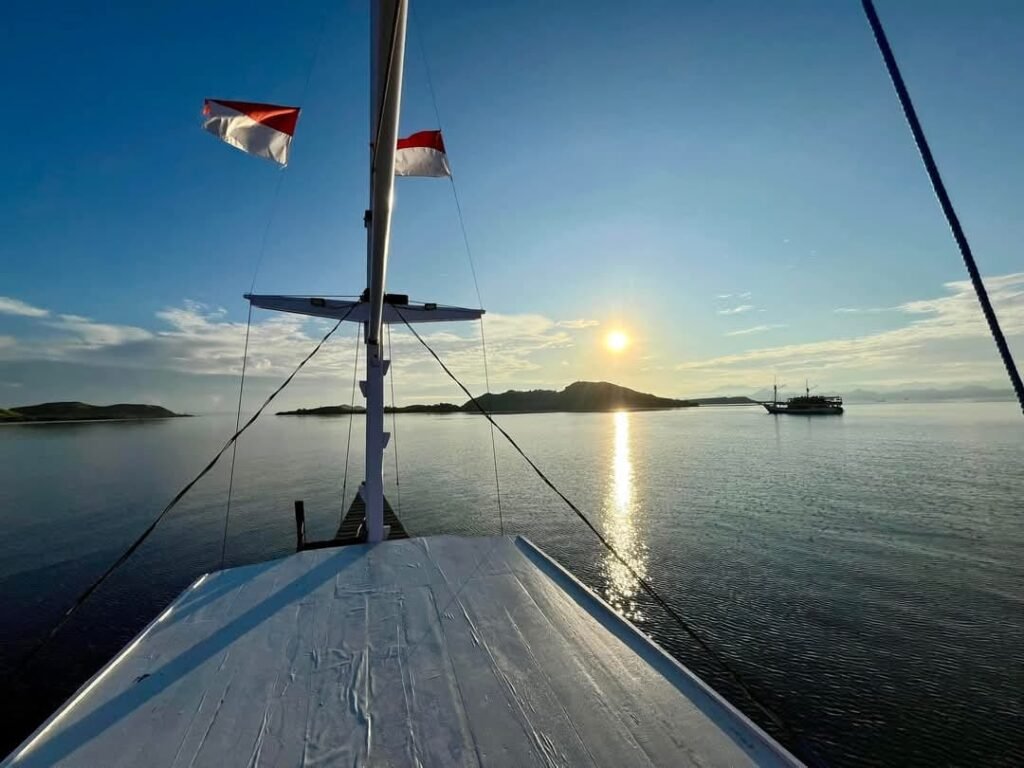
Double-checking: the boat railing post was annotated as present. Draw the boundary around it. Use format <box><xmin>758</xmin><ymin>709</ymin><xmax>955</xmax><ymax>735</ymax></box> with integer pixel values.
<box><xmin>294</xmin><ymin>500</ymin><xmax>306</xmax><ymax>551</ymax></box>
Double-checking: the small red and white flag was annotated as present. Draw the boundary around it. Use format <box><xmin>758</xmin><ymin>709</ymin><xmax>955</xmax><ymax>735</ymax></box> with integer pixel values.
<box><xmin>394</xmin><ymin>130</ymin><xmax>451</xmax><ymax>177</ymax></box>
<box><xmin>202</xmin><ymin>99</ymin><xmax>300</xmax><ymax>167</ymax></box>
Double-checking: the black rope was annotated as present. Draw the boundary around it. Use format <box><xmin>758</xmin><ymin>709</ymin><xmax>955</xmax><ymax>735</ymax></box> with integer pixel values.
<box><xmin>12</xmin><ymin>309</ymin><xmax>351</xmax><ymax>675</ymax></box>
<box><xmin>393</xmin><ymin>308</ymin><xmax>815</xmax><ymax>755</ymax></box>
<box><xmin>220</xmin><ymin>303</ymin><xmax>254</xmax><ymax>569</ymax></box>
<box><xmin>862</xmin><ymin>0</ymin><xmax>1024</xmax><ymax>415</ymax></box>
<box><xmin>341</xmin><ymin>323</ymin><xmax>361</xmax><ymax>506</ymax></box>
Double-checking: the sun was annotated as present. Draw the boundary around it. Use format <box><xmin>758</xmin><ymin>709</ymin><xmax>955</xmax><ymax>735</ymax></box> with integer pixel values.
<box><xmin>605</xmin><ymin>330</ymin><xmax>630</xmax><ymax>353</ymax></box>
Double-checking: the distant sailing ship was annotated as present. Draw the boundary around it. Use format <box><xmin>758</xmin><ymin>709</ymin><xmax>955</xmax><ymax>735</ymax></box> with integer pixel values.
<box><xmin>763</xmin><ymin>381</ymin><xmax>844</xmax><ymax>416</ymax></box>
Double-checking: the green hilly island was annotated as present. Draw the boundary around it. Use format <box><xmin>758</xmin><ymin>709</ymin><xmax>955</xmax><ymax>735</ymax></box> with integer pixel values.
<box><xmin>278</xmin><ymin>381</ymin><xmax>702</xmax><ymax>416</ymax></box>
<box><xmin>0</xmin><ymin>402</ymin><xmax>187</xmax><ymax>423</ymax></box>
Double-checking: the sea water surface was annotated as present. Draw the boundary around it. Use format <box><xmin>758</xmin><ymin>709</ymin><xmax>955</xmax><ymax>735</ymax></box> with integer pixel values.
<box><xmin>0</xmin><ymin>402</ymin><xmax>1021</xmax><ymax>766</ymax></box>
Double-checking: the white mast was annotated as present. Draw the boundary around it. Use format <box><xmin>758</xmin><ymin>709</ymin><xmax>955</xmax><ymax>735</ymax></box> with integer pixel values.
<box><xmin>363</xmin><ymin>0</ymin><xmax>408</xmax><ymax>542</ymax></box>
<box><xmin>247</xmin><ymin>0</ymin><xmax>481</xmax><ymax>539</ymax></box>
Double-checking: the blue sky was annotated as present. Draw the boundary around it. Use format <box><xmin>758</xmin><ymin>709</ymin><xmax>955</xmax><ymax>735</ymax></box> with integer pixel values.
<box><xmin>1</xmin><ymin>0</ymin><xmax>1022</xmax><ymax>411</ymax></box>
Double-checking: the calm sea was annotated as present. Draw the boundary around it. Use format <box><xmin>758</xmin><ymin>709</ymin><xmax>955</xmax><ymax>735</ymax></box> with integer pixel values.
<box><xmin>0</xmin><ymin>403</ymin><xmax>1021</xmax><ymax>765</ymax></box>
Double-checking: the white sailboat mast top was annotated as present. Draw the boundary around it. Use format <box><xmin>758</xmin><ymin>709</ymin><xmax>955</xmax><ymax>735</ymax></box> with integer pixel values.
<box><xmin>243</xmin><ymin>0</ymin><xmax>482</xmax><ymax>544</ymax></box>
<box><xmin>366</xmin><ymin>0</ymin><xmax>407</xmax><ymax>346</ymax></box>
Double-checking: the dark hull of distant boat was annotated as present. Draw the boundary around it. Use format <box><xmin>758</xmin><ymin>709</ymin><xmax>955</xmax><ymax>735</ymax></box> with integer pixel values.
<box><xmin>763</xmin><ymin>403</ymin><xmax>844</xmax><ymax>415</ymax></box>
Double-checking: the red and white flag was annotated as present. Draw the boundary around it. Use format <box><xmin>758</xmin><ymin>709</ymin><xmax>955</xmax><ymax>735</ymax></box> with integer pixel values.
<box><xmin>202</xmin><ymin>99</ymin><xmax>300</xmax><ymax>166</ymax></box>
<box><xmin>394</xmin><ymin>130</ymin><xmax>451</xmax><ymax>177</ymax></box>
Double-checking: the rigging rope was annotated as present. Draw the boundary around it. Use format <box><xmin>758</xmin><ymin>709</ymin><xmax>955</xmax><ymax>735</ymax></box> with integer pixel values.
<box><xmin>477</xmin><ymin>319</ymin><xmax>504</xmax><ymax>535</ymax></box>
<box><xmin>387</xmin><ymin>322</ymin><xmax>402</xmax><ymax>514</ymax></box>
<box><xmin>13</xmin><ymin>308</ymin><xmax>352</xmax><ymax>675</ymax></box>
<box><xmin>410</xmin><ymin>3</ymin><xmax>445</xmax><ymax>140</ymax></box>
<box><xmin>220</xmin><ymin>5</ymin><xmax>335</xmax><ymax>566</ymax></box>
<box><xmin>394</xmin><ymin>306</ymin><xmax>817</xmax><ymax>758</ymax></box>
<box><xmin>449</xmin><ymin>190</ymin><xmax>505</xmax><ymax>534</ymax></box>
<box><xmin>862</xmin><ymin>0</ymin><xmax>1024</xmax><ymax>415</ymax></box>
<box><xmin>220</xmin><ymin>303</ymin><xmax>254</xmax><ymax>569</ymax></box>
<box><xmin>341</xmin><ymin>323</ymin><xmax>361</xmax><ymax>506</ymax></box>
<box><xmin>411</xmin><ymin>8</ymin><xmax>504</xmax><ymax>533</ymax></box>
<box><xmin>243</xmin><ymin>0</ymin><xmax>330</xmax><ymax>290</ymax></box>
<box><xmin>219</xmin><ymin>160</ymin><xmax>286</xmax><ymax>570</ymax></box>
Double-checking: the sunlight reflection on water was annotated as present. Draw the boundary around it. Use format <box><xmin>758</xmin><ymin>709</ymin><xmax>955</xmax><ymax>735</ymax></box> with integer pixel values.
<box><xmin>2</xmin><ymin>404</ymin><xmax>1022</xmax><ymax>766</ymax></box>
<box><xmin>602</xmin><ymin>411</ymin><xmax>648</xmax><ymax>620</ymax></box>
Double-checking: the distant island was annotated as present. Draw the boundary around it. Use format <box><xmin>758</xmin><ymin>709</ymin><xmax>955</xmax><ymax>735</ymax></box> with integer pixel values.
<box><xmin>280</xmin><ymin>403</ymin><xmax>463</xmax><ymax>416</ymax></box>
<box><xmin>0</xmin><ymin>402</ymin><xmax>188</xmax><ymax>424</ymax></box>
<box><xmin>841</xmin><ymin>385</ymin><xmax>1015</xmax><ymax>403</ymax></box>
<box><xmin>278</xmin><ymin>381</ymin><xmax>699</xmax><ymax>416</ymax></box>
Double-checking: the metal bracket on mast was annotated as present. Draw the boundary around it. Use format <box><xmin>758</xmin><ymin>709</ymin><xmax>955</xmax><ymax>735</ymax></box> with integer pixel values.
<box><xmin>359</xmin><ymin>361</ymin><xmax>390</xmax><ymax>399</ymax></box>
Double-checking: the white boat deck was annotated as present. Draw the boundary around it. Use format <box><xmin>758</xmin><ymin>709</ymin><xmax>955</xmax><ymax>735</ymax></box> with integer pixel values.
<box><xmin>4</xmin><ymin>535</ymin><xmax>801</xmax><ymax>767</ymax></box>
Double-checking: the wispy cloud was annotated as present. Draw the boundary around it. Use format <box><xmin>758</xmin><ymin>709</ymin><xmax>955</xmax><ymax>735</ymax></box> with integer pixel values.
<box><xmin>834</xmin><ymin>306</ymin><xmax>894</xmax><ymax>314</ymax></box>
<box><xmin>726</xmin><ymin>324</ymin><xmax>786</xmax><ymax>336</ymax></box>
<box><xmin>716</xmin><ymin>291</ymin><xmax>752</xmax><ymax>301</ymax></box>
<box><xmin>678</xmin><ymin>273</ymin><xmax>1024</xmax><ymax>390</ymax></box>
<box><xmin>0</xmin><ymin>298</ymin><xmax>596</xmax><ymax>398</ymax></box>
<box><xmin>718</xmin><ymin>304</ymin><xmax>754</xmax><ymax>315</ymax></box>
<box><xmin>0</xmin><ymin>297</ymin><xmax>49</xmax><ymax>318</ymax></box>
<box><xmin>46</xmin><ymin>314</ymin><xmax>154</xmax><ymax>348</ymax></box>
<box><xmin>5</xmin><ymin>274</ymin><xmax>1022</xmax><ymax>404</ymax></box>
